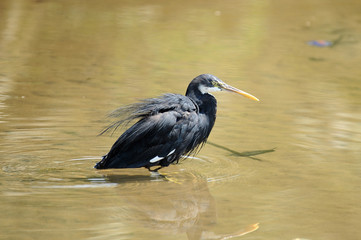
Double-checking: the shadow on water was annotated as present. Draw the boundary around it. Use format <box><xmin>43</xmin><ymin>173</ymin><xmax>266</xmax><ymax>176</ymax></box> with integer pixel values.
<box><xmin>94</xmin><ymin>170</ymin><xmax>258</xmax><ymax>240</ymax></box>
<box><xmin>207</xmin><ymin>141</ymin><xmax>276</xmax><ymax>161</ymax></box>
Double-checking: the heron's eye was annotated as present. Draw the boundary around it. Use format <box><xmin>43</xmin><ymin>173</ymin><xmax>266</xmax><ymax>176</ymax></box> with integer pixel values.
<box><xmin>212</xmin><ymin>82</ymin><xmax>220</xmax><ymax>88</ymax></box>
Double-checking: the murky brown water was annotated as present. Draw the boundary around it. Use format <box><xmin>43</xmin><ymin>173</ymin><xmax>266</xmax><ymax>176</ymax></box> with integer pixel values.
<box><xmin>1</xmin><ymin>0</ymin><xmax>360</xmax><ymax>239</ymax></box>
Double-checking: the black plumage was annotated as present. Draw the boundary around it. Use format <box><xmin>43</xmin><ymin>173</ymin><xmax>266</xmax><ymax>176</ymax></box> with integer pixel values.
<box><xmin>95</xmin><ymin>74</ymin><xmax>258</xmax><ymax>171</ymax></box>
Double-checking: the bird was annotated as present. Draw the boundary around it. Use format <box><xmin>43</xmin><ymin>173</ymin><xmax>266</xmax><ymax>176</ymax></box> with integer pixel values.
<box><xmin>94</xmin><ymin>74</ymin><xmax>259</xmax><ymax>172</ymax></box>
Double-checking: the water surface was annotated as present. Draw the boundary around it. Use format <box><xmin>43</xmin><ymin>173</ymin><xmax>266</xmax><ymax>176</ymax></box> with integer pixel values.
<box><xmin>1</xmin><ymin>0</ymin><xmax>360</xmax><ymax>239</ymax></box>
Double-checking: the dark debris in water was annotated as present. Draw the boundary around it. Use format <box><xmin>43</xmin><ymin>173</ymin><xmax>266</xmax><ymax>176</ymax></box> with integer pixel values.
<box><xmin>307</xmin><ymin>35</ymin><xmax>343</xmax><ymax>48</ymax></box>
<box><xmin>308</xmin><ymin>40</ymin><xmax>333</xmax><ymax>47</ymax></box>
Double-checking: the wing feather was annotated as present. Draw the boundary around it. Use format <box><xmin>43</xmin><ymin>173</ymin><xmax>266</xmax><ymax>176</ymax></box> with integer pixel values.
<box><xmin>95</xmin><ymin>94</ymin><xmax>207</xmax><ymax>169</ymax></box>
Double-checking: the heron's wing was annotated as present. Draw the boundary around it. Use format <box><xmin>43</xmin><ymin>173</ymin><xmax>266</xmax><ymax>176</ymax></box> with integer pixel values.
<box><xmin>97</xmin><ymin>94</ymin><xmax>206</xmax><ymax>168</ymax></box>
<box><xmin>100</xmin><ymin>93</ymin><xmax>197</xmax><ymax>135</ymax></box>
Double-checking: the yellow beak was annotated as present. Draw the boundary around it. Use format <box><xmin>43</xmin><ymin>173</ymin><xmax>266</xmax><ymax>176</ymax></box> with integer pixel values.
<box><xmin>222</xmin><ymin>84</ymin><xmax>259</xmax><ymax>102</ymax></box>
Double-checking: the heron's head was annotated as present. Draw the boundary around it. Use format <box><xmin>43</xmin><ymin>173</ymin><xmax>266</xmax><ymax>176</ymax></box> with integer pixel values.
<box><xmin>190</xmin><ymin>74</ymin><xmax>259</xmax><ymax>101</ymax></box>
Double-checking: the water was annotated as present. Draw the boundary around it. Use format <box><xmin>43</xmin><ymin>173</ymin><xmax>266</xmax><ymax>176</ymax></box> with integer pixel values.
<box><xmin>0</xmin><ymin>0</ymin><xmax>360</xmax><ymax>239</ymax></box>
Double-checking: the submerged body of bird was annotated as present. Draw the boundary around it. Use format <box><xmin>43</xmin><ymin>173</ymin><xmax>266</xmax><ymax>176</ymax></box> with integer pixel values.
<box><xmin>95</xmin><ymin>74</ymin><xmax>259</xmax><ymax>172</ymax></box>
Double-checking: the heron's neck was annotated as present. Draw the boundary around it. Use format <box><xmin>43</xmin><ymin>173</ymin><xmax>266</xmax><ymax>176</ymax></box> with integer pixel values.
<box><xmin>186</xmin><ymin>89</ymin><xmax>217</xmax><ymax>116</ymax></box>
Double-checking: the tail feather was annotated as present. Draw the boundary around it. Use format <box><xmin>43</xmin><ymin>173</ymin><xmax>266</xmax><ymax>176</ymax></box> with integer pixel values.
<box><xmin>94</xmin><ymin>155</ymin><xmax>107</xmax><ymax>169</ymax></box>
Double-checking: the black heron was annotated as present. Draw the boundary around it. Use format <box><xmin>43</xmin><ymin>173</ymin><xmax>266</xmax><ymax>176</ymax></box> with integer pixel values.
<box><xmin>95</xmin><ymin>74</ymin><xmax>259</xmax><ymax>172</ymax></box>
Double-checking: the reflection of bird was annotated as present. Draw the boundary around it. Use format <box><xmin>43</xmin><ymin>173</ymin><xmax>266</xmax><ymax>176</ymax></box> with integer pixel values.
<box><xmin>104</xmin><ymin>170</ymin><xmax>217</xmax><ymax>239</ymax></box>
<box><xmin>100</xmin><ymin>171</ymin><xmax>259</xmax><ymax>240</ymax></box>
<box><xmin>95</xmin><ymin>74</ymin><xmax>258</xmax><ymax>171</ymax></box>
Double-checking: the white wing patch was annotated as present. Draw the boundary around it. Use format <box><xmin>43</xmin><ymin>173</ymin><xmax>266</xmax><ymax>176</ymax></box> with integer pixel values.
<box><xmin>149</xmin><ymin>156</ymin><xmax>163</xmax><ymax>163</ymax></box>
<box><xmin>167</xmin><ymin>149</ymin><xmax>175</xmax><ymax>156</ymax></box>
<box><xmin>149</xmin><ymin>149</ymin><xmax>176</xmax><ymax>163</ymax></box>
